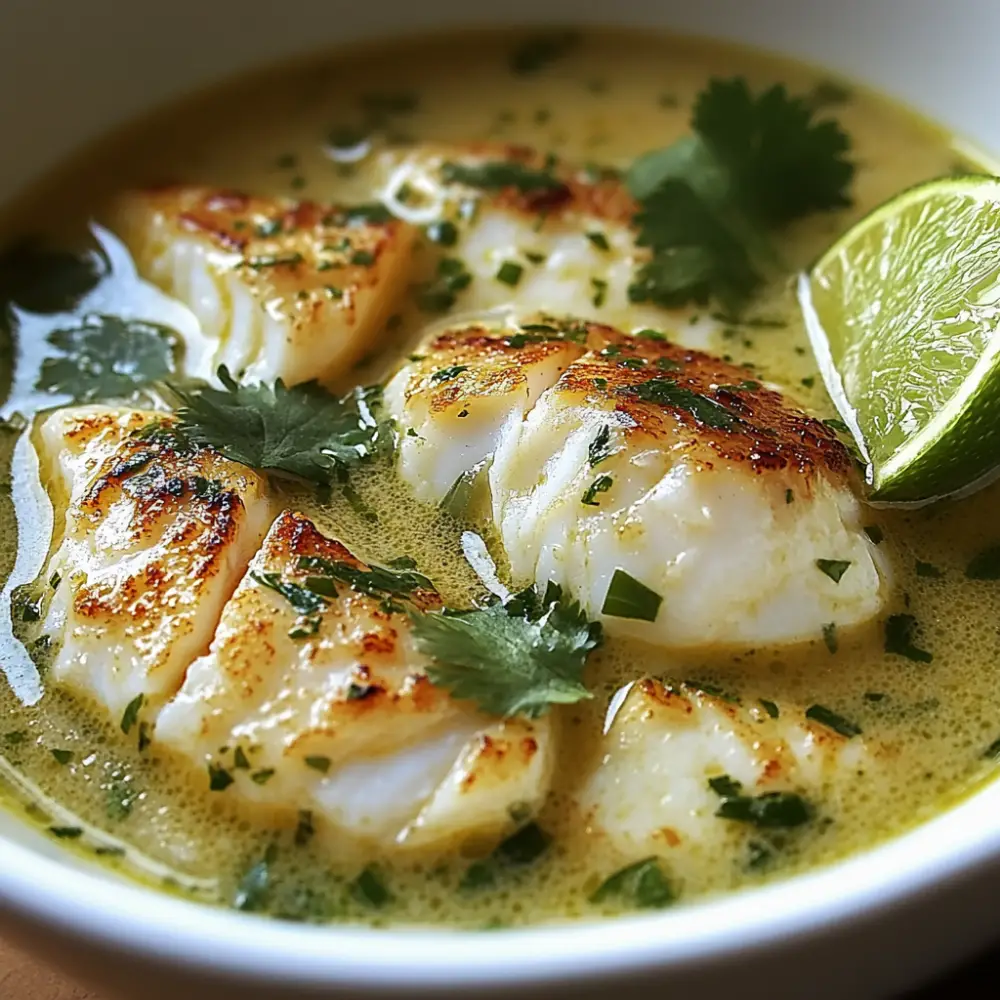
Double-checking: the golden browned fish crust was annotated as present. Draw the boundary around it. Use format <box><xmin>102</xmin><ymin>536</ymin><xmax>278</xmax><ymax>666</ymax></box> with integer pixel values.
<box><xmin>554</xmin><ymin>325</ymin><xmax>855</xmax><ymax>479</ymax></box>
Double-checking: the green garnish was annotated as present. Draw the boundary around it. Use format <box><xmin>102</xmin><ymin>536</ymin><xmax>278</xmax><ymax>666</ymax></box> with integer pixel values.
<box><xmin>37</xmin><ymin>316</ymin><xmax>178</xmax><ymax>402</ymax></box>
<box><xmin>234</xmin><ymin>844</ymin><xmax>278</xmax><ymax>912</ymax></box>
<box><xmin>496</xmin><ymin>261</ymin><xmax>524</xmax><ymax>286</ymax></box>
<box><xmin>581</xmin><ymin>474</ymin><xmax>613</xmax><ymax>506</ymax></box>
<box><xmin>233</xmin><ymin>747</ymin><xmax>250</xmax><ymax>770</ymax></box>
<box><xmin>586</xmin><ymin>231</ymin><xmax>611</xmax><ymax>251</ymax></box>
<box><xmin>601</xmin><ymin>569</ymin><xmax>662</xmax><ymax>622</ymax></box>
<box><xmin>805</xmin><ymin>704</ymin><xmax>861</xmax><ymax>738</ymax></box>
<box><xmin>509</xmin><ymin>31</ymin><xmax>578</xmax><ymax>75</ymax></box>
<box><xmin>294</xmin><ymin>810</ymin><xmax>315</xmax><ymax>847</ymax></box>
<box><xmin>588</xmin><ymin>424</ymin><xmax>613</xmax><ymax>467</ymax></box>
<box><xmin>351</xmin><ymin>866</ymin><xmax>392</xmax><ymax>908</ymax></box>
<box><xmin>51</xmin><ymin>749</ymin><xmax>73</xmax><ymax>765</ymax></box>
<box><xmin>296</xmin><ymin>555</ymin><xmax>433</xmax><ymax>601</ymax></box>
<box><xmin>864</xmin><ymin>525</ymin><xmax>884</xmax><ymax>545</ymax></box>
<box><xmin>120</xmin><ymin>694</ymin><xmax>144</xmax><ymax>736</ymax></box>
<box><xmin>252</xmin><ymin>572</ymin><xmax>327</xmax><ymax>616</ymax></box>
<box><xmin>709</xmin><ymin>776</ymin><xmax>812</xmax><ymax>828</ymax></box>
<box><xmin>304</xmin><ymin>756</ymin><xmax>331</xmax><ymax>774</ymax></box>
<box><xmin>208</xmin><ymin>763</ymin><xmax>234</xmax><ymax>792</ymax></box>
<box><xmin>441</xmin><ymin>160</ymin><xmax>563</xmax><ymax>194</ymax></box>
<box><xmin>984</xmin><ymin>737</ymin><xmax>1000</xmax><ymax>761</ymax></box>
<box><xmin>759</xmin><ymin>699</ymin><xmax>780</xmax><ymax>719</ymax></box>
<box><xmin>966</xmin><ymin>545</ymin><xmax>1000</xmax><ymax>580</ymax></box>
<box><xmin>251</xmin><ymin>769</ymin><xmax>275</xmax><ymax>785</ymax></box>
<box><xmin>169</xmin><ymin>367</ymin><xmax>381</xmax><ymax>486</ymax></box>
<box><xmin>884</xmin><ymin>614</ymin><xmax>933</xmax><ymax>663</ymax></box>
<box><xmin>822</xmin><ymin>622</ymin><xmax>838</xmax><ymax>654</ymax></box>
<box><xmin>590</xmin><ymin>277</ymin><xmax>608</xmax><ymax>307</ymax></box>
<box><xmin>815</xmin><ymin>559</ymin><xmax>852</xmax><ymax>583</ymax></box>
<box><xmin>590</xmin><ymin>857</ymin><xmax>674</xmax><ymax>909</ymax></box>
<box><xmin>416</xmin><ymin>257</ymin><xmax>472</xmax><ymax>312</ymax></box>
<box><xmin>916</xmin><ymin>561</ymin><xmax>944</xmax><ymax>578</ymax></box>
<box><xmin>411</xmin><ymin>583</ymin><xmax>601</xmax><ymax>719</ymax></box>
<box><xmin>785</xmin><ymin>488</ymin><xmax>794</xmax><ymax>504</ymax></box>
<box><xmin>49</xmin><ymin>826</ymin><xmax>83</xmax><ymax>839</ymax></box>
<box><xmin>426</xmin><ymin>220</ymin><xmax>459</xmax><ymax>246</ymax></box>
<box><xmin>622</xmin><ymin>377</ymin><xmax>737</xmax><ymax>429</ymax></box>
<box><xmin>625</xmin><ymin>76</ymin><xmax>853</xmax><ymax>310</ymax></box>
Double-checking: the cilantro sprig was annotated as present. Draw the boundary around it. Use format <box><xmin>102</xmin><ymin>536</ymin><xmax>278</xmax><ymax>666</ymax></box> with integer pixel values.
<box><xmin>169</xmin><ymin>367</ymin><xmax>383</xmax><ymax>485</ymax></box>
<box><xmin>626</xmin><ymin>77</ymin><xmax>854</xmax><ymax>311</ymax></box>
<box><xmin>411</xmin><ymin>583</ymin><xmax>602</xmax><ymax>718</ymax></box>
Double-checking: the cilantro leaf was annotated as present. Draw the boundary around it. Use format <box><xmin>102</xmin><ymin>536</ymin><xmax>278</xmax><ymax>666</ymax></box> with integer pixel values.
<box><xmin>411</xmin><ymin>584</ymin><xmax>602</xmax><ymax>718</ymax></box>
<box><xmin>590</xmin><ymin>857</ymin><xmax>675</xmax><ymax>909</ymax></box>
<box><xmin>692</xmin><ymin>77</ymin><xmax>854</xmax><ymax>226</ymax></box>
<box><xmin>37</xmin><ymin>315</ymin><xmax>178</xmax><ymax>401</ymax></box>
<box><xmin>170</xmin><ymin>367</ymin><xmax>381</xmax><ymax>485</ymax></box>
<box><xmin>625</xmin><ymin>76</ymin><xmax>854</xmax><ymax>310</ymax></box>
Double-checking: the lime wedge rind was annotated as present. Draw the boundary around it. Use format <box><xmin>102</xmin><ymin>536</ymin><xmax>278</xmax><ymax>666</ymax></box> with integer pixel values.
<box><xmin>801</xmin><ymin>173</ymin><xmax>1000</xmax><ymax>505</ymax></box>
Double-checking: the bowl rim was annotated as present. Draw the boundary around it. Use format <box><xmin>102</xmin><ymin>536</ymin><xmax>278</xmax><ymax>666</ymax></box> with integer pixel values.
<box><xmin>2</xmin><ymin>778</ymin><xmax>999</xmax><ymax>990</ymax></box>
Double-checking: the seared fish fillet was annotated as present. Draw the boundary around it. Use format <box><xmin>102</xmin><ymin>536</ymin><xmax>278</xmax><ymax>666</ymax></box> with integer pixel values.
<box><xmin>156</xmin><ymin>510</ymin><xmax>555</xmax><ymax>851</ymax></box>
<box><xmin>383</xmin><ymin>315</ymin><xmax>586</xmax><ymax>503</ymax></box>
<box><xmin>37</xmin><ymin>407</ymin><xmax>272</xmax><ymax>721</ymax></box>
<box><xmin>378</xmin><ymin>144</ymin><xmax>708</xmax><ymax>341</ymax></box>
<box><xmin>109</xmin><ymin>187</ymin><xmax>417</xmax><ymax>387</ymax></box>
<box><xmin>490</xmin><ymin>326</ymin><xmax>888</xmax><ymax>648</ymax></box>
<box><xmin>580</xmin><ymin>678</ymin><xmax>878</xmax><ymax>878</ymax></box>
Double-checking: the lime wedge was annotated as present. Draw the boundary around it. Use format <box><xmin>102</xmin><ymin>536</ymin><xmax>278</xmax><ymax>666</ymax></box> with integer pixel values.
<box><xmin>800</xmin><ymin>175</ymin><xmax>1000</xmax><ymax>504</ymax></box>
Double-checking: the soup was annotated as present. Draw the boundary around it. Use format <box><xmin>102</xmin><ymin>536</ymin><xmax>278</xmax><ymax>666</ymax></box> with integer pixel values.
<box><xmin>0</xmin><ymin>28</ymin><xmax>996</xmax><ymax>930</ymax></box>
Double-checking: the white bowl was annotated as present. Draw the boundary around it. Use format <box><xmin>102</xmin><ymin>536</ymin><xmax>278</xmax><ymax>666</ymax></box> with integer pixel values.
<box><xmin>2</xmin><ymin>2</ymin><xmax>1000</xmax><ymax>997</ymax></box>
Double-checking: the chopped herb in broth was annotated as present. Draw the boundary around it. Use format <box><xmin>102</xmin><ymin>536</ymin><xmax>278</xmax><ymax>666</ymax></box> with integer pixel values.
<box><xmin>0</xmin><ymin>27</ymin><xmax>997</xmax><ymax>934</ymax></box>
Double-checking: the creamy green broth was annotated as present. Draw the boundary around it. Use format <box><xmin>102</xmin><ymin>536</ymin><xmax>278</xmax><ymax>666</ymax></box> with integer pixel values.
<box><xmin>1</xmin><ymin>28</ymin><xmax>999</xmax><ymax>928</ymax></box>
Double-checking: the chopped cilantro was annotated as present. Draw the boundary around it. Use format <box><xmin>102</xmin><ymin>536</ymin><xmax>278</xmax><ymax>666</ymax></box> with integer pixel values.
<box><xmin>441</xmin><ymin>160</ymin><xmax>563</xmax><ymax>193</ymax></box>
<box><xmin>49</xmin><ymin>826</ymin><xmax>83</xmax><ymax>839</ymax></box>
<box><xmin>884</xmin><ymin>614</ymin><xmax>933</xmax><ymax>663</ymax></box>
<box><xmin>426</xmin><ymin>220</ymin><xmax>458</xmax><ymax>246</ymax></box>
<box><xmin>785</xmin><ymin>488</ymin><xmax>794</xmax><ymax>504</ymax></box>
<box><xmin>622</xmin><ymin>377</ymin><xmax>737</xmax><ymax>429</ymax></box>
<box><xmin>169</xmin><ymin>368</ymin><xmax>381</xmax><ymax>486</ymax></box>
<box><xmin>416</xmin><ymin>257</ymin><xmax>472</xmax><ymax>312</ymax></box>
<box><xmin>581</xmin><ymin>474</ymin><xmax>613</xmax><ymax>507</ymax></box>
<box><xmin>233</xmin><ymin>746</ymin><xmax>250</xmax><ymax>770</ymax></box>
<box><xmin>304</xmin><ymin>756</ymin><xmax>331</xmax><ymax>774</ymax></box>
<box><xmin>208</xmin><ymin>763</ymin><xmax>234</xmax><ymax>792</ymax></box>
<box><xmin>759</xmin><ymin>699</ymin><xmax>780</xmax><ymax>719</ymax></box>
<box><xmin>509</xmin><ymin>31</ymin><xmax>578</xmax><ymax>74</ymax></box>
<box><xmin>966</xmin><ymin>545</ymin><xmax>1000</xmax><ymax>580</ymax></box>
<box><xmin>411</xmin><ymin>583</ymin><xmax>601</xmax><ymax>719</ymax></box>
<box><xmin>985</xmin><ymin>737</ymin><xmax>1000</xmax><ymax>761</ymax></box>
<box><xmin>120</xmin><ymin>694</ymin><xmax>144</xmax><ymax>736</ymax></box>
<box><xmin>710</xmin><ymin>776</ymin><xmax>811</xmax><ymax>828</ymax></box>
<box><xmin>588</xmin><ymin>424</ymin><xmax>613</xmax><ymax>467</ymax></box>
<box><xmin>252</xmin><ymin>572</ymin><xmax>327</xmax><ymax>616</ymax></box>
<box><xmin>591</xmin><ymin>277</ymin><xmax>608</xmax><ymax>307</ymax></box>
<box><xmin>864</xmin><ymin>525</ymin><xmax>885</xmax><ymax>545</ymax></box>
<box><xmin>351</xmin><ymin>866</ymin><xmax>392</xmax><ymax>908</ymax></box>
<box><xmin>234</xmin><ymin>844</ymin><xmax>278</xmax><ymax>912</ymax></box>
<box><xmin>37</xmin><ymin>315</ymin><xmax>178</xmax><ymax>402</ymax></box>
<box><xmin>822</xmin><ymin>622</ymin><xmax>838</xmax><ymax>654</ymax></box>
<box><xmin>296</xmin><ymin>555</ymin><xmax>433</xmax><ymax>601</ymax></box>
<box><xmin>496</xmin><ymin>261</ymin><xmax>524</xmax><ymax>286</ymax></box>
<box><xmin>251</xmin><ymin>769</ymin><xmax>275</xmax><ymax>785</ymax></box>
<box><xmin>586</xmin><ymin>231</ymin><xmax>611</xmax><ymax>251</ymax></box>
<box><xmin>601</xmin><ymin>569</ymin><xmax>662</xmax><ymax>622</ymax></box>
<box><xmin>50</xmin><ymin>749</ymin><xmax>73</xmax><ymax>765</ymax></box>
<box><xmin>916</xmin><ymin>561</ymin><xmax>944</xmax><ymax>579</ymax></box>
<box><xmin>590</xmin><ymin>857</ymin><xmax>674</xmax><ymax>909</ymax></box>
<box><xmin>294</xmin><ymin>809</ymin><xmax>315</xmax><ymax>847</ymax></box>
<box><xmin>805</xmin><ymin>704</ymin><xmax>861</xmax><ymax>738</ymax></box>
<box><xmin>816</xmin><ymin>559</ymin><xmax>852</xmax><ymax>584</ymax></box>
